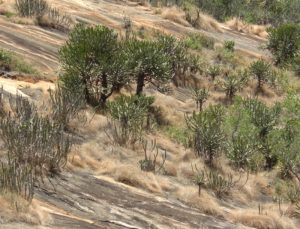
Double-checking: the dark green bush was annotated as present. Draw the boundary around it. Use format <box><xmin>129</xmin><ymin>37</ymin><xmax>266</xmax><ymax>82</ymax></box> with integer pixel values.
<box><xmin>267</xmin><ymin>24</ymin><xmax>300</xmax><ymax>66</ymax></box>
<box><xmin>186</xmin><ymin>105</ymin><xmax>225</xmax><ymax>165</ymax></box>
<box><xmin>125</xmin><ymin>39</ymin><xmax>172</xmax><ymax>95</ymax></box>
<box><xmin>249</xmin><ymin>60</ymin><xmax>272</xmax><ymax>91</ymax></box>
<box><xmin>59</xmin><ymin>24</ymin><xmax>130</xmax><ymax>106</ymax></box>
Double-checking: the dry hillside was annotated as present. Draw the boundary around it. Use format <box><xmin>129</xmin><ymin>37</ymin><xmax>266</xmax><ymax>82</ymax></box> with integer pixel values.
<box><xmin>0</xmin><ymin>1</ymin><xmax>299</xmax><ymax>229</ymax></box>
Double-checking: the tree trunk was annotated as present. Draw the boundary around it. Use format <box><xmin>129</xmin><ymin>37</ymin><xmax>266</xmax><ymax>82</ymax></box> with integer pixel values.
<box><xmin>136</xmin><ymin>73</ymin><xmax>145</xmax><ymax>96</ymax></box>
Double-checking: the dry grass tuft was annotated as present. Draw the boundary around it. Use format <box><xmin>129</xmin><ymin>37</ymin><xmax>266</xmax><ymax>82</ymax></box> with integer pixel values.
<box><xmin>193</xmin><ymin>12</ymin><xmax>222</xmax><ymax>32</ymax></box>
<box><xmin>0</xmin><ymin>195</ymin><xmax>50</xmax><ymax>225</ymax></box>
<box><xmin>161</xmin><ymin>6</ymin><xmax>190</xmax><ymax>27</ymax></box>
<box><xmin>231</xmin><ymin>210</ymin><xmax>296</xmax><ymax>229</ymax></box>
<box><xmin>176</xmin><ymin>186</ymin><xmax>224</xmax><ymax>217</ymax></box>
<box><xmin>226</xmin><ymin>18</ymin><xmax>268</xmax><ymax>38</ymax></box>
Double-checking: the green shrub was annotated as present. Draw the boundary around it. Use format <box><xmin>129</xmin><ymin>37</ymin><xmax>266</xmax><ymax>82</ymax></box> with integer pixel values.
<box><xmin>0</xmin><ymin>49</ymin><xmax>37</xmax><ymax>74</ymax></box>
<box><xmin>206</xmin><ymin>65</ymin><xmax>221</xmax><ymax>81</ymax></box>
<box><xmin>267</xmin><ymin>24</ymin><xmax>300</xmax><ymax>66</ymax></box>
<box><xmin>225</xmin><ymin>103</ymin><xmax>262</xmax><ymax>170</ymax></box>
<box><xmin>222</xmin><ymin>72</ymin><xmax>245</xmax><ymax>102</ymax></box>
<box><xmin>249</xmin><ymin>60</ymin><xmax>272</xmax><ymax>91</ymax></box>
<box><xmin>242</xmin><ymin>98</ymin><xmax>281</xmax><ymax>169</ymax></box>
<box><xmin>163</xmin><ymin>125</ymin><xmax>190</xmax><ymax>146</ymax></box>
<box><xmin>59</xmin><ymin>24</ymin><xmax>130</xmax><ymax>107</ymax></box>
<box><xmin>191</xmin><ymin>87</ymin><xmax>209</xmax><ymax>111</ymax></box>
<box><xmin>186</xmin><ymin>105</ymin><xmax>225</xmax><ymax>165</ymax></box>
<box><xmin>126</xmin><ymin>39</ymin><xmax>172</xmax><ymax>95</ymax></box>
<box><xmin>270</xmin><ymin>120</ymin><xmax>300</xmax><ymax>180</ymax></box>
<box><xmin>107</xmin><ymin>95</ymin><xmax>154</xmax><ymax>145</ymax></box>
<box><xmin>224</xmin><ymin>40</ymin><xmax>235</xmax><ymax>52</ymax></box>
<box><xmin>184</xmin><ymin>33</ymin><xmax>215</xmax><ymax>50</ymax></box>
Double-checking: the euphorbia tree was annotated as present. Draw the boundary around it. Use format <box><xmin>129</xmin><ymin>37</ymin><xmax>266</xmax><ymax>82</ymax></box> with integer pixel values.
<box><xmin>59</xmin><ymin>24</ymin><xmax>130</xmax><ymax>106</ymax></box>
<box><xmin>125</xmin><ymin>39</ymin><xmax>172</xmax><ymax>95</ymax></box>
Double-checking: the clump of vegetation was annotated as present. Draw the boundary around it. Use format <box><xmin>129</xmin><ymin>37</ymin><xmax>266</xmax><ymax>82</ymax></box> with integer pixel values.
<box><xmin>15</xmin><ymin>0</ymin><xmax>49</xmax><ymax>17</ymax></box>
<box><xmin>186</xmin><ymin>105</ymin><xmax>225</xmax><ymax>165</ymax></box>
<box><xmin>191</xmin><ymin>87</ymin><xmax>209</xmax><ymax>111</ymax></box>
<box><xmin>15</xmin><ymin>0</ymin><xmax>72</xmax><ymax>31</ymax></box>
<box><xmin>222</xmin><ymin>70</ymin><xmax>248</xmax><ymax>102</ymax></box>
<box><xmin>139</xmin><ymin>139</ymin><xmax>166</xmax><ymax>173</ymax></box>
<box><xmin>0</xmin><ymin>94</ymin><xmax>72</xmax><ymax>201</ymax></box>
<box><xmin>206</xmin><ymin>65</ymin><xmax>221</xmax><ymax>81</ymax></box>
<box><xmin>49</xmin><ymin>84</ymin><xmax>85</xmax><ymax>129</ymax></box>
<box><xmin>0</xmin><ymin>49</ymin><xmax>37</xmax><ymax>74</ymax></box>
<box><xmin>184</xmin><ymin>33</ymin><xmax>215</xmax><ymax>50</ymax></box>
<box><xmin>267</xmin><ymin>24</ymin><xmax>300</xmax><ymax>66</ymax></box>
<box><xmin>36</xmin><ymin>7</ymin><xmax>73</xmax><ymax>32</ymax></box>
<box><xmin>126</xmin><ymin>39</ymin><xmax>172</xmax><ymax>95</ymax></box>
<box><xmin>59</xmin><ymin>24</ymin><xmax>130</xmax><ymax>107</ymax></box>
<box><xmin>242</xmin><ymin>98</ymin><xmax>281</xmax><ymax>169</ymax></box>
<box><xmin>224</xmin><ymin>40</ymin><xmax>235</xmax><ymax>52</ymax></box>
<box><xmin>107</xmin><ymin>95</ymin><xmax>154</xmax><ymax>145</ymax></box>
<box><xmin>249</xmin><ymin>59</ymin><xmax>272</xmax><ymax>91</ymax></box>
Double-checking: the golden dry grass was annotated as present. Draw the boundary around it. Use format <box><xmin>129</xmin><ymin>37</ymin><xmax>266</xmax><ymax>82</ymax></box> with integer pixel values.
<box><xmin>193</xmin><ymin>12</ymin><xmax>222</xmax><ymax>32</ymax></box>
<box><xmin>226</xmin><ymin>18</ymin><xmax>269</xmax><ymax>39</ymax></box>
<box><xmin>160</xmin><ymin>6</ymin><xmax>190</xmax><ymax>27</ymax></box>
<box><xmin>231</xmin><ymin>209</ymin><xmax>296</xmax><ymax>229</ymax></box>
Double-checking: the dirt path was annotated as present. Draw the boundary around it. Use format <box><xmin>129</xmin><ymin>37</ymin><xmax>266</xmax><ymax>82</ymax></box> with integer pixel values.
<box><xmin>0</xmin><ymin>0</ymin><xmax>268</xmax><ymax>75</ymax></box>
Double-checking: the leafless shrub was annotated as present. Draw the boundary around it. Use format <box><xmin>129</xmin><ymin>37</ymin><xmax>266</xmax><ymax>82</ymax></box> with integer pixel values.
<box><xmin>49</xmin><ymin>84</ymin><xmax>85</xmax><ymax>129</ymax></box>
<box><xmin>0</xmin><ymin>94</ymin><xmax>72</xmax><ymax>201</ymax></box>
<box><xmin>139</xmin><ymin>139</ymin><xmax>166</xmax><ymax>173</ymax></box>
<box><xmin>15</xmin><ymin>0</ymin><xmax>49</xmax><ymax>17</ymax></box>
<box><xmin>37</xmin><ymin>7</ymin><xmax>73</xmax><ymax>31</ymax></box>
<box><xmin>192</xmin><ymin>164</ymin><xmax>248</xmax><ymax>198</ymax></box>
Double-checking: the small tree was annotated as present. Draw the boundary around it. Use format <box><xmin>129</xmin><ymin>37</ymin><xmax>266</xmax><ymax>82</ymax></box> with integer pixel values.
<box><xmin>107</xmin><ymin>95</ymin><xmax>154</xmax><ymax>145</ymax></box>
<box><xmin>271</xmin><ymin>120</ymin><xmax>300</xmax><ymax>181</ymax></box>
<box><xmin>207</xmin><ymin>65</ymin><xmax>221</xmax><ymax>81</ymax></box>
<box><xmin>249</xmin><ymin>60</ymin><xmax>271</xmax><ymax>91</ymax></box>
<box><xmin>243</xmin><ymin>98</ymin><xmax>281</xmax><ymax>169</ymax></box>
<box><xmin>191</xmin><ymin>88</ymin><xmax>209</xmax><ymax>111</ymax></box>
<box><xmin>126</xmin><ymin>39</ymin><xmax>172</xmax><ymax>95</ymax></box>
<box><xmin>267</xmin><ymin>24</ymin><xmax>300</xmax><ymax>66</ymax></box>
<box><xmin>222</xmin><ymin>71</ymin><xmax>248</xmax><ymax>102</ymax></box>
<box><xmin>59</xmin><ymin>24</ymin><xmax>130</xmax><ymax>107</ymax></box>
<box><xmin>186</xmin><ymin>105</ymin><xmax>225</xmax><ymax>165</ymax></box>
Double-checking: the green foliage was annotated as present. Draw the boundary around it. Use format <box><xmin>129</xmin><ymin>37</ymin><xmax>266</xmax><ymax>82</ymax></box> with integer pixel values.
<box><xmin>206</xmin><ymin>65</ymin><xmax>221</xmax><ymax>81</ymax></box>
<box><xmin>107</xmin><ymin>95</ymin><xmax>154</xmax><ymax>145</ymax></box>
<box><xmin>192</xmin><ymin>166</ymin><xmax>241</xmax><ymax>198</ymax></box>
<box><xmin>224</xmin><ymin>40</ymin><xmax>235</xmax><ymax>52</ymax></box>
<box><xmin>225</xmin><ymin>104</ymin><xmax>258</xmax><ymax>169</ymax></box>
<box><xmin>184</xmin><ymin>33</ymin><xmax>215</xmax><ymax>50</ymax></box>
<box><xmin>191</xmin><ymin>87</ymin><xmax>209</xmax><ymax>111</ymax></box>
<box><xmin>191</xmin><ymin>0</ymin><xmax>300</xmax><ymax>25</ymax></box>
<box><xmin>59</xmin><ymin>24</ymin><xmax>130</xmax><ymax>106</ymax></box>
<box><xmin>267</xmin><ymin>24</ymin><xmax>300</xmax><ymax>66</ymax></box>
<box><xmin>125</xmin><ymin>39</ymin><xmax>172</xmax><ymax>95</ymax></box>
<box><xmin>270</xmin><ymin>120</ymin><xmax>300</xmax><ymax>180</ymax></box>
<box><xmin>163</xmin><ymin>125</ymin><xmax>190</xmax><ymax>146</ymax></box>
<box><xmin>249</xmin><ymin>60</ymin><xmax>272</xmax><ymax>90</ymax></box>
<box><xmin>222</xmin><ymin>71</ymin><xmax>246</xmax><ymax>102</ymax></box>
<box><xmin>242</xmin><ymin>98</ymin><xmax>281</xmax><ymax>169</ymax></box>
<box><xmin>15</xmin><ymin>0</ymin><xmax>49</xmax><ymax>17</ymax></box>
<box><xmin>186</xmin><ymin>105</ymin><xmax>225</xmax><ymax>165</ymax></box>
<box><xmin>0</xmin><ymin>49</ymin><xmax>37</xmax><ymax>74</ymax></box>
